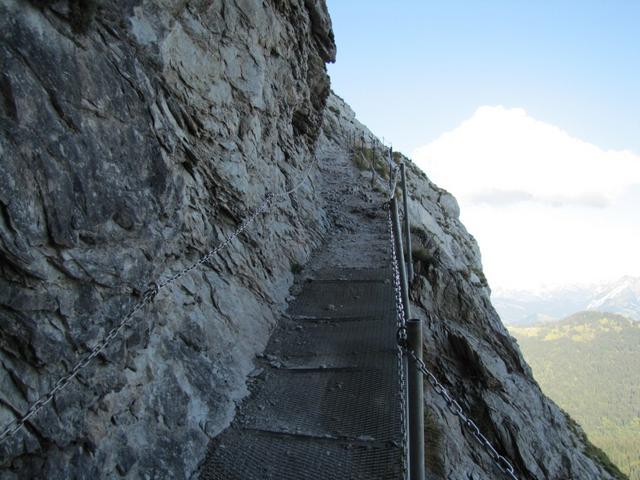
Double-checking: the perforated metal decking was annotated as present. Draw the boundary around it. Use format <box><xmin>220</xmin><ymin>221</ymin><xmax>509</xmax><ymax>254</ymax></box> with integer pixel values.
<box><xmin>199</xmin><ymin>265</ymin><xmax>405</xmax><ymax>480</ymax></box>
<box><xmin>199</xmin><ymin>144</ymin><xmax>406</xmax><ymax>479</ymax></box>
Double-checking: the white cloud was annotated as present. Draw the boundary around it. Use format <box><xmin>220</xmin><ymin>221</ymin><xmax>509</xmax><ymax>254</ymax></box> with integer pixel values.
<box><xmin>411</xmin><ymin>106</ymin><xmax>640</xmax><ymax>290</ymax></box>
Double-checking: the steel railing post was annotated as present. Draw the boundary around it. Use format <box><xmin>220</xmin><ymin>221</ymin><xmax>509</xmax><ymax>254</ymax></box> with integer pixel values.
<box><xmin>392</xmin><ymin>196</ymin><xmax>424</xmax><ymax>480</ymax></box>
<box><xmin>400</xmin><ymin>163</ymin><xmax>414</xmax><ymax>282</ymax></box>
<box><xmin>407</xmin><ymin>318</ymin><xmax>425</xmax><ymax>480</ymax></box>
<box><xmin>388</xmin><ymin>146</ymin><xmax>394</xmax><ymax>193</ymax></box>
<box><xmin>391</xmin><ymin>197</ymin><xmax>410</xmax><ymax>321</ymax></box>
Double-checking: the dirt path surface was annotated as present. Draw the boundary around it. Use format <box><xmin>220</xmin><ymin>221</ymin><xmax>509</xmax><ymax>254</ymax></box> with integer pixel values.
<box><xmin>199</xmin><ymin>148</ymin><xmax>405</xmax><ymax>479</ymax></box>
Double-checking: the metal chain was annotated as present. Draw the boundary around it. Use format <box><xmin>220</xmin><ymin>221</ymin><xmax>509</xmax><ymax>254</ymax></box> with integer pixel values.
<box><xmin>0</xmin><ymin>290</ymin><xmax>155</xmax><ymax>442</ymax></box>
<box><xmin>388</xmin><ymin>165</ymin><xmax>399</xmax><ymax>200</ymax></box>
<box><xmin>405</xmin><ymin>348</ymin><xmax>519</xmax><ymax>480</ymax></box>
<box><xmin>156</xmin><ymin>195</ymin><xmax>273</xmax><ymax>290</ymax></box>
<box><xmin>0</xmin><ymin>195</ymin><xmax>274</xmax><ymax>443</ymax></box>
<box><xmin>386</xmin><ymin>203</ymin><xmax>408</xmax><ymax>478</ymax></box>
<box><xmin>0</xmin><ymin>156</ymin><xmax>320</xmax><ymax>443</ymax></box>
<box><xmin>381</xmin><ymin>171</ymin><xmax>517</xmax><ymax>480</ymax></box>
<box><xmin>370</xmin><ymin>164</ymin><xmax>395</xmax><ymax>197</ymax></box>
<box><xmin>386</xmin><ymin>148</ymin><xmax>401</xmax><ymax>198</ymax></box>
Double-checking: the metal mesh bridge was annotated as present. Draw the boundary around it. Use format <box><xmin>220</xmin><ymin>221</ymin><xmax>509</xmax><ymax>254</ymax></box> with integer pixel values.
<box><xmin>199</xmin><ymin>263</ymin><xmax>405</xmax><ymax>478</ymax></box>
<box><xmin>0</xmin><ymin>134</ymin><xmax>522</xmax><ymax>479</ymax></box>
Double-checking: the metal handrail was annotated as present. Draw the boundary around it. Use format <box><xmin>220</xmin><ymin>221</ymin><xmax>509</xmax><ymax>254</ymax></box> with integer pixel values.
<box><xmin>391</xmin><ymin>192</ymin><xmax>425</xmax><ymax>480</ymax></box>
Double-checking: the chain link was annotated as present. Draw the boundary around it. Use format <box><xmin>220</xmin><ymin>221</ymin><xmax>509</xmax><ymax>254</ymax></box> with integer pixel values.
<box><xmin>156</xmin><ymin>196</ymin><xmax>273</xmax><ymax>290</ymax></box>
<box><xmin>386</xmin><ymin>203</ymin><xmax>409</xmax><ymax>478</ymax></box>
<box><xmin>0</xmin><ymin>291</ymin><xmax>155</xmax><ymax>442</ymax></box>
<box><xmin>0</xmin><ymin>177</ymin><xmax>303</xmax><ymax>443</ymax></box>
<box><xmin>378</xmin><ymin>148</ymin><xmax>519</xmax><ymax>480</ymax></box>
<box><xmin>386</xmin><ymin>148</ymin><xmax>401</xmax><ymax>198</ymax></box>
<box><xmin>405</xmin><ymin>348</ymin><xmax>519</xmax><ymax>480</ymax></box>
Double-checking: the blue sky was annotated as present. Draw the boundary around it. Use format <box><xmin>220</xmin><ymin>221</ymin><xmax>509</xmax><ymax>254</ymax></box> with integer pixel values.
<box><xmin>326</xmin><ymin>1</ymin><xmax>640</xmax><ymax>155</ymax></box>
<box><xmin>326</xmin><ymin>1</ymin><xmax>640</xmax><ymax>290</ymax></box>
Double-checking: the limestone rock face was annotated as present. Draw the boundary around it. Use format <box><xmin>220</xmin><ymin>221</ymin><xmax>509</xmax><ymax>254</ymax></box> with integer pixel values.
<box><xmin>0</xmin><ymin>0</ymin><xmax>623</xmax><ymax>478</ymax></box>
<box><xmin>320</xmin><ymin>92</ymin><xmax>622</xmax><ymax>480</ymax></box>
<box><xmin>0</xmin><ymin>0</ymin><xmax>334</xmax><ymax>478</ymax></box>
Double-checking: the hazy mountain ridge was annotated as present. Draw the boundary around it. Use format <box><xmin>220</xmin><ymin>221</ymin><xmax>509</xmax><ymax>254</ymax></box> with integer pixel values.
<box><xmin>587</xmin><ymin>277</ymin><xmax>640</xmax><ymax>319</ymax></box>
<box><xmin>509</xmin><ymin>312</ymin><xmax>640</xmax><ymax>479</ymax></box>
<box><xmin>494</xmin><ymin>276</ymin><xmax>640</xmax><ymax>325</ymax></box>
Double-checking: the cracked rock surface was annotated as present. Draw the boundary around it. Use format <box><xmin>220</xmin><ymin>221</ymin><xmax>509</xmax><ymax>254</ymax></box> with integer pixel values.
<box><xmin>0</xmin><ymin>0</ymin><xmax>623</xmax><ymax>478</ymax></box>
<box><xmin>198</xmin><ymin>143</ymin><xmax>403</xmax><ymax>480</ymax></box>
<box><xmin>321</xmin><ymin>91</ymin><xmax>622</xmax><ymax>480</ymax></box>
<box><xmin>0</xmin><ymin>0</ymin><xmax>333</xmax><ymax>478</ymax></box>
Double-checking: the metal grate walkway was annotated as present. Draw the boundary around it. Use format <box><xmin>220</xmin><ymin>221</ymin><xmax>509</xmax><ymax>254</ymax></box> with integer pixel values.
<box><xmin>199</xmin><ymin>145</ymin><xmax>405</xmax><ymax>479</ymax></box>
<box><xmin>199</xmin><ymin>262</ymin><xmax>405</xmax><ymax>479</ymax></box>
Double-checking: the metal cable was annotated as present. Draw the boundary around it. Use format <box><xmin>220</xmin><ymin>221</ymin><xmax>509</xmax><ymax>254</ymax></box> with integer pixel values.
<box><xmin>0</xmin><ymin>157</ymin><xmax>318</xmax><ymax>444</ymax></box>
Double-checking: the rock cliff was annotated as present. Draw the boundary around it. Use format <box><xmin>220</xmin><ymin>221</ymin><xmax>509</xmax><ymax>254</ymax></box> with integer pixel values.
<box><xmin>0</xmin><ymin>1</ymin><xmax>624</xmax><ymax>479</ymax></box>
<box><xmin>1</xmin><ymin>0</ymin><xmax>334</xmax><ymax>477</ymax></box>
<box><xmin>320</xmin><ymin>93</ymin><xmax>624</xmax><ymax>480</ymax></box>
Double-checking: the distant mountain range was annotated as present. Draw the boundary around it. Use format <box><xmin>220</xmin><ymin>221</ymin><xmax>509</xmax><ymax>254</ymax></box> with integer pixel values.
<box><xmin>509</xmin><ymin>311</ymin><xmax>640</xmax><ymax>479</ymax></box>
<box><xmin>493</xmin><ymin>276</ymin><xmax>640</xmax><ymax>325</ymax></box>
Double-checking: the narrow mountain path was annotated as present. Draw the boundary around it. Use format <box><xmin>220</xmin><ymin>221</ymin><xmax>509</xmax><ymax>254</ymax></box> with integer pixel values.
<box><xmin>199</xmin><ymin>148</ymin><xmax>405</xmax><ymax>479</ymax></box>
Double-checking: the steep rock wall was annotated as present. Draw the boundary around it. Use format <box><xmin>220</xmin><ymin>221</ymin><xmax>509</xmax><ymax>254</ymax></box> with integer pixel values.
<box><xmin>0</xmin><ymin>0</ymin><xmax>334</xmax><ymax>478</ymax></box>
<box><xmin>320</xmin><ymin>91</ymin><xmax>623</xmax><ymax>480</ymax></box>
<box><xmin>0</xmin><ymin>0</ymin><xmax>624</xmax><ymax>478</ymax></box>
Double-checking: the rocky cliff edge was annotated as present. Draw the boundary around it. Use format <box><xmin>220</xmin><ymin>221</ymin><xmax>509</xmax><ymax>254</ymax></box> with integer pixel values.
<box><xmin>1</xmin><ymin>0</ymin><xmax>334</xmax><ymax>477</ymax></box>
<box><xmin>320</xmin><ymin>91</ymin><xmax>624</xmax><ymax>480</ymax></box>
<box><xmin>0</xmin><ymin>1</ymin><xmax>625</xmax><ymax>479</ymax></box>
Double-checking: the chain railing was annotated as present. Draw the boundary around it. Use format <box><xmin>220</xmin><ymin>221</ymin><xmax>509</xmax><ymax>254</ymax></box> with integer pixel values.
<box><xmin>5</xmin><ymin>134</ymin><xmax>522</xmax><ymax>480</ymax></box>
<box><xmin>0</xmin><ymin>159</ymin><xmax>316</xmax><ymax>444</ymax></box>
<box><xmin>0</xmin><ymin>286</ymin><xmax>158</xmax><ymax>442</ymax></box>
<box><xmin>380</xmin><ymin>148</ymin><xmax>519</xmax><ymax>480</ymax></box>
<box><xmin>405</xmin><ymin>349</ymin><xmax>519</xmax><ymax>480</ymax></box>
<box><xmin>387</xmin><ymin>203</ymin><xmax>409</xmax><ymax>478</ymax></box>
<box><xmin>351</xmin><ymin>141</ymin><xmax>399</xmax><ymax>201</ymax></box>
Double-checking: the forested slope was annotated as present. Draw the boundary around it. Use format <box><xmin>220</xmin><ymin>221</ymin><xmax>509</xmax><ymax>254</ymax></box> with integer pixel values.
<box><xmin>510</xmin><ymin>312</ymin><xmax>639</xmax><ymax>479</ymax></box>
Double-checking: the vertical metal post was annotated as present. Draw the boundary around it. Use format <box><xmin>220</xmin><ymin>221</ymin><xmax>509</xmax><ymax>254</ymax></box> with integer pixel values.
<box><xmin>391</xmin><ymin>197</ymin><xmax>410</xmax><ymax>320</ymax></box>
<box><xmin>388</xmin><ymin>146</ymin><xmax>394</xmax><ymax>193</ymax></box>
<box><xmin>400</xmin><ymin>163</ymin><xmax>414</xmax><ymax>282</ymax></box>
<box><xmin>407</xmin><ymin>318</ymin><xmax>425</xmax><ymax>480</ymax></box>
<box><xmin>370</xmin><ymin>145</ymin><xmax>376</xmax><ymax>188</ymax></box>
<box><xmin>392</xmin><ymin>197</ymin><xmax>424</xmax><ymax>480</ymax></box>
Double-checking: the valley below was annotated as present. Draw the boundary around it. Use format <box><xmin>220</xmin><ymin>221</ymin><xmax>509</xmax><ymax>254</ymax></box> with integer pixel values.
<box><xmin>509</xmin><ymin>311</ymin><xmax>640</xmax><ymax>479</ymax></box>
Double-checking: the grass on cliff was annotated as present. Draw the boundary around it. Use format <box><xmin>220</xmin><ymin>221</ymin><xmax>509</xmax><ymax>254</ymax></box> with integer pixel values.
<box><xmin>351</xmin><ymin>146</ymin><xmax>391</xmax><ymax>179</ymax></box>
<box><xmin>353</xmin><ymin>153</ymin><xmax>368</xmax><ymax>171</ymax></box>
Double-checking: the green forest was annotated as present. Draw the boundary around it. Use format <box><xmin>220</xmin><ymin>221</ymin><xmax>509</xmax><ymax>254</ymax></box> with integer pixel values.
<box><xmin>509</xmin><ymin>311</ymin><xmax>640</xmax><ymax>479</ymax></box>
